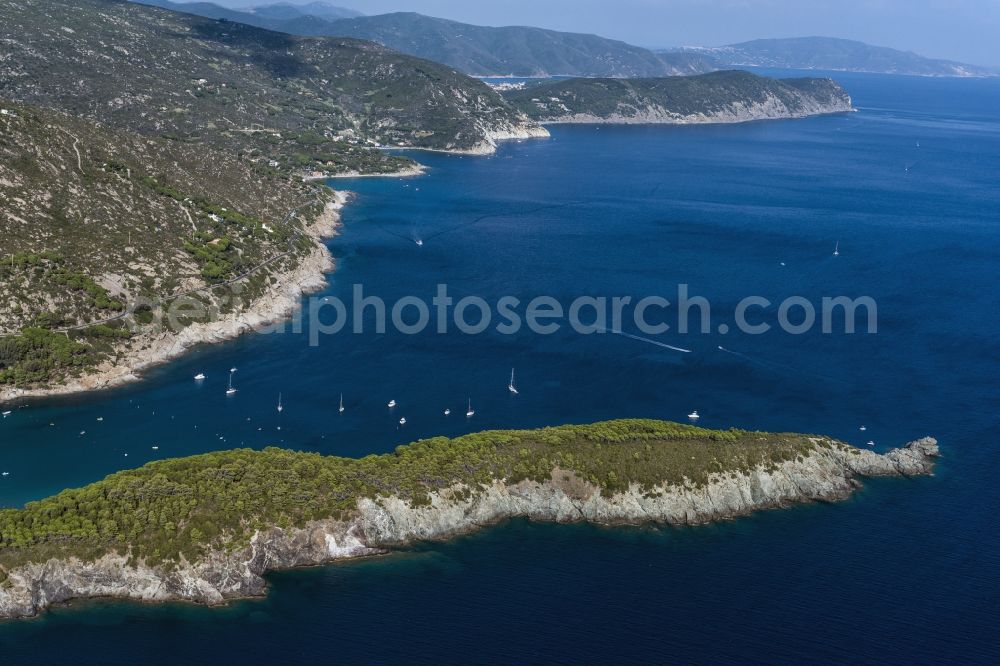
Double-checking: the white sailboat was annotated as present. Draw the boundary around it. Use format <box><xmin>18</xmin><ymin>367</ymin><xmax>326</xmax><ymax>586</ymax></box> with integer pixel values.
<box><xmin>226</xmin><ymin>368</ymin><xmax>237</xmax><ymax>395</ymax></box>
<box><xmin>415</xmin><ymin>238</ymin><xmax>424</xmax><ymax>247</ymax></box>
<box><xmin>466</xmin><ymin>399</ymin><xmax>475</xmax><ymax>418</ymax></box>
<box><xmin>399</xmin><ymin>417</ymin><xmax>407</xmax><ymax>425</ymax></box>
<box><xmin>508</xmin><ymin>368</ymin><xmax>518</xmax><ymax>394</ymax></box>
<box><xmin>339</xmin><ymin>393</ymin><xmax>345</xmax><ymax>414</ymax></box>
<box><xmin>688</xmin><ymin>410</ymin><xmax>700</xmax><ymax>421</ymax></box>
<box><xmin>833</xmin><ymin>241</ymin><xmax>840</xmax><ymax>257</ymax></box>
<box><xmin>277</xmin><ymin>393</ymin><xmax>283</xmax><ymax>413</ymax></box>
<box><xmin>444</xmin><ymin>408</ymin><xmax>451</xmax><ymax>416</ymax></box>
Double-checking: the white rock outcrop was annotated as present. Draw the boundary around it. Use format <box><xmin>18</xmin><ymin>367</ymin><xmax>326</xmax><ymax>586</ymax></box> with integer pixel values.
<box><xmin>0</xmin><ymin>437</ymin><xmax>938</xmax><ymax>619</ymax></box>
<box><xmin>541</xmin><ymin>92</ymin><xmax>854</xmax><ymax>125</ymax></box>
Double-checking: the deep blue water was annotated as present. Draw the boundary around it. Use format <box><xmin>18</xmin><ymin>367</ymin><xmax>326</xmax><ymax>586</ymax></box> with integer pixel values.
<box><xmin>2</xmin><ymin>71</ymin><xmax>999</xmax><ymax>662</ymax></box>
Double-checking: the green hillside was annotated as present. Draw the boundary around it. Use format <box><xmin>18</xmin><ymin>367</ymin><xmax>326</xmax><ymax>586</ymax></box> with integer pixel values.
<box><xmin>1</xmin><ymin>0</ymin><xmax>537</xmax><ymax>155</ymax></box>
<box><xmin>136</xmin><ymin>2</ymin><xmax>716</xmax><ymax>77</ymax></box>
<box><xmin>0</xmin><ymin>99</ymin><xmax>333</xmax><ymax>386</ymax></box>
<box><xmin>0</xmin><ymin>420</ymin><xmax>825</xmax><ymax>570</ymax></box>
<box><xmin>505</xmin><ymin>70</ymin><xmax>853</xmax><ymax>121</ymax></box>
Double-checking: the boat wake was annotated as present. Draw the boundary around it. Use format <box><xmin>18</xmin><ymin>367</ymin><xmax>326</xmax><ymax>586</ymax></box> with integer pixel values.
<box><xmin>717</xmin><ymin>345</ymin><xmax>848</xmax><ymax>385</ymax></box>
<box><xmin>600</xmin><ymin>328</ymin><xmax>691</xmax><ymax>354</ymax></box>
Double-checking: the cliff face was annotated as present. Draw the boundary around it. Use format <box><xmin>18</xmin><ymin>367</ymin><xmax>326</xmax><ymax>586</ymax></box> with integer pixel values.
<box><xmin>455</xmin><ymin>122</ymin><xmax>551</xmax><ymax>156</ymax></box>
<box><xmin>0</xmin><ymin>437</ymin><xmax>938</xmax><ymax>619</ymax></box>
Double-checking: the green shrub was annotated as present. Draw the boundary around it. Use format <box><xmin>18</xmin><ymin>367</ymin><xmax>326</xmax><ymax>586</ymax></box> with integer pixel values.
<box><xmin>0</xmin><ymin>327</ymin><xmax>92</xmax><ymax>385</ymax></box>
<box><xmin>0</xmin><ymin>420</ymin><xmax>824</xmax><ymax>568</ymax></box>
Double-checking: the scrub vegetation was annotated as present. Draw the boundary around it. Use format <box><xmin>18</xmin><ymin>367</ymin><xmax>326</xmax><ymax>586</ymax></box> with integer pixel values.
<box><xmin>0</xmin><ymin>0</ymin><xmax>543</xmax><ymax>390</ymax></box>
<box><xmin>504</xmin><ymin>70</ymin><xmax>852</xmax><ymax>121</ymax></box>
<box><xmin>0</xmin><ymin>100</ymin><xmax>327</xmax><ymax>387</ymax></box>
<box><xmin>0</xmin><ymin>420</ymin><xmax>831</xmax><ymax>571</ymax></box>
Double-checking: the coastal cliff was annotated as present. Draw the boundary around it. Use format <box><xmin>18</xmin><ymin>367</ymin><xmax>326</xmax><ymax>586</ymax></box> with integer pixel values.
<box><xmin>0</xmin><ymin>421</ymin><xmax>938</xmax><ymax>619</ymax></box>
<box><xmin>458</xmin><ymin>122</ymin><xmax>551</xmax><ymax>155</ymax></box>
<box><xmin>504</xmin><ymin>70</ymin><xmax>854</xmax><ymax>124</ymax></box>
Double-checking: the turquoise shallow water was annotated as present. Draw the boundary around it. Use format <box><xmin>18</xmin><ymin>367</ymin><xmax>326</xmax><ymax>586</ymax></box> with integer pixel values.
<box><xmin>1</xmin><ymin>71</ymin><xmax>999</xmax><ymax>662</ymax></box>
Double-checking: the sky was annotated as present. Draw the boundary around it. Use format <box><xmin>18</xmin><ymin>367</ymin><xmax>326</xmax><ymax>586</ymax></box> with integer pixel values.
<box><xmin>224</xmin><ymin>0</ymin><xmax>1000</xmax><ymax>66</ymax></box>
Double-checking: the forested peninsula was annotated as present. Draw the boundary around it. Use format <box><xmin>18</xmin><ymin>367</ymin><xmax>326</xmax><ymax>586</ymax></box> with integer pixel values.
<box><xmin>0</xmin><ymin>420</ymin><xmax>938</xmax><ymax>619</ymax></box>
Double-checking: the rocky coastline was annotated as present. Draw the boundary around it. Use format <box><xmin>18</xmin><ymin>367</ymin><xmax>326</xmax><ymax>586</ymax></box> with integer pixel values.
<box><xmin>0</xmin><ymin>192</ymin><xmax>349</xmax><ymax>404</ymax></box>
<box><xmin>463</xmin><ymin>123</ymin><xmax>552</xmax><ymax>154</ymax></box>
<box><xmin>535</xmin><ymin>94</ymin><xmax>855</xmax><ymax>125</ymax></box>
<box><xmin>311</xmin><ymin>164</ymin><xmax>429</xmax><ymax>180</ymax></box>
<box><xmin>0</xmin><ymin>436</ymin><xmax>938</xmax><ymax>619</ymax></box>
<box><xmin>1</xmin><ymin>119</ymin><xmax>550</xmax><ymax>405</ymax></box>
<box><xmin>503</xmin><ymin>71</ymin><xmax>856</xmax><ymax>125</ymax></box>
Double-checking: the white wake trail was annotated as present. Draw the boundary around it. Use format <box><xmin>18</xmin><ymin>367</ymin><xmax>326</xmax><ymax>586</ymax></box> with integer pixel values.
<box><xmin>601</xmin><ymin>328</ymin><xmax>692</xmax><ymax>353</ymax></box>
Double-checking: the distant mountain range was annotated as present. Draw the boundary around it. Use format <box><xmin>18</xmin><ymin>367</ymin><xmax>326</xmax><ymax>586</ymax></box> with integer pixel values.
<box><xmin>311</xmin><ymin>12</ymin><xmax>715</xmax><ymax>77</ymax></box>
<box><xmin>135</xmin><ymin>2</ymin><xmax>716</xmax><ymax>77</ymax></box>
<box><xmin>673</xmin><ymin>37</ymin><xmax>995</xmax><ymax>77</ymax></box>
<box><xmin>245</xmin><ymin>2</ymin><xmax>361</xmax><ymax>21</ymax></box>
<box><xmin>135</xmin><ymin>1</ymin><xmax>359</xmax><ymax>28</ymax></box>
<box><xmin>136</xmin><ymin>5</ymin><xmax>992</xmax><ymax>79</ymax></box>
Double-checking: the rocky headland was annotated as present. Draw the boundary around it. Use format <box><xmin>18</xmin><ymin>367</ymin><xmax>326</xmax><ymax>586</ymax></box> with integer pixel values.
<box><xmin>504</xmin><ymin>70</ymin><xmax>855</xmax><ymax>124</ymax></box>
<box><xmin>0</xmin><ymin>421</ymin><xmax>938</xmax><ymax>619</ymax></box>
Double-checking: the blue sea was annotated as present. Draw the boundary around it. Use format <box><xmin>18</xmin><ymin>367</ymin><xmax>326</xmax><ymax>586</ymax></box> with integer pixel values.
<box><xmin>1</xmin><ymin>71</ymin><xmax>999</xmax><ymax>663</ymax></box>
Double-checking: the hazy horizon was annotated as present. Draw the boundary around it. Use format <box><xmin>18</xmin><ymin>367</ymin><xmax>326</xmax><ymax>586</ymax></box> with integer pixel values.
<box><xmin>214</xmin><ymin>0</ymin><xmax>1000</xmax><ymax>67</ymax></box>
